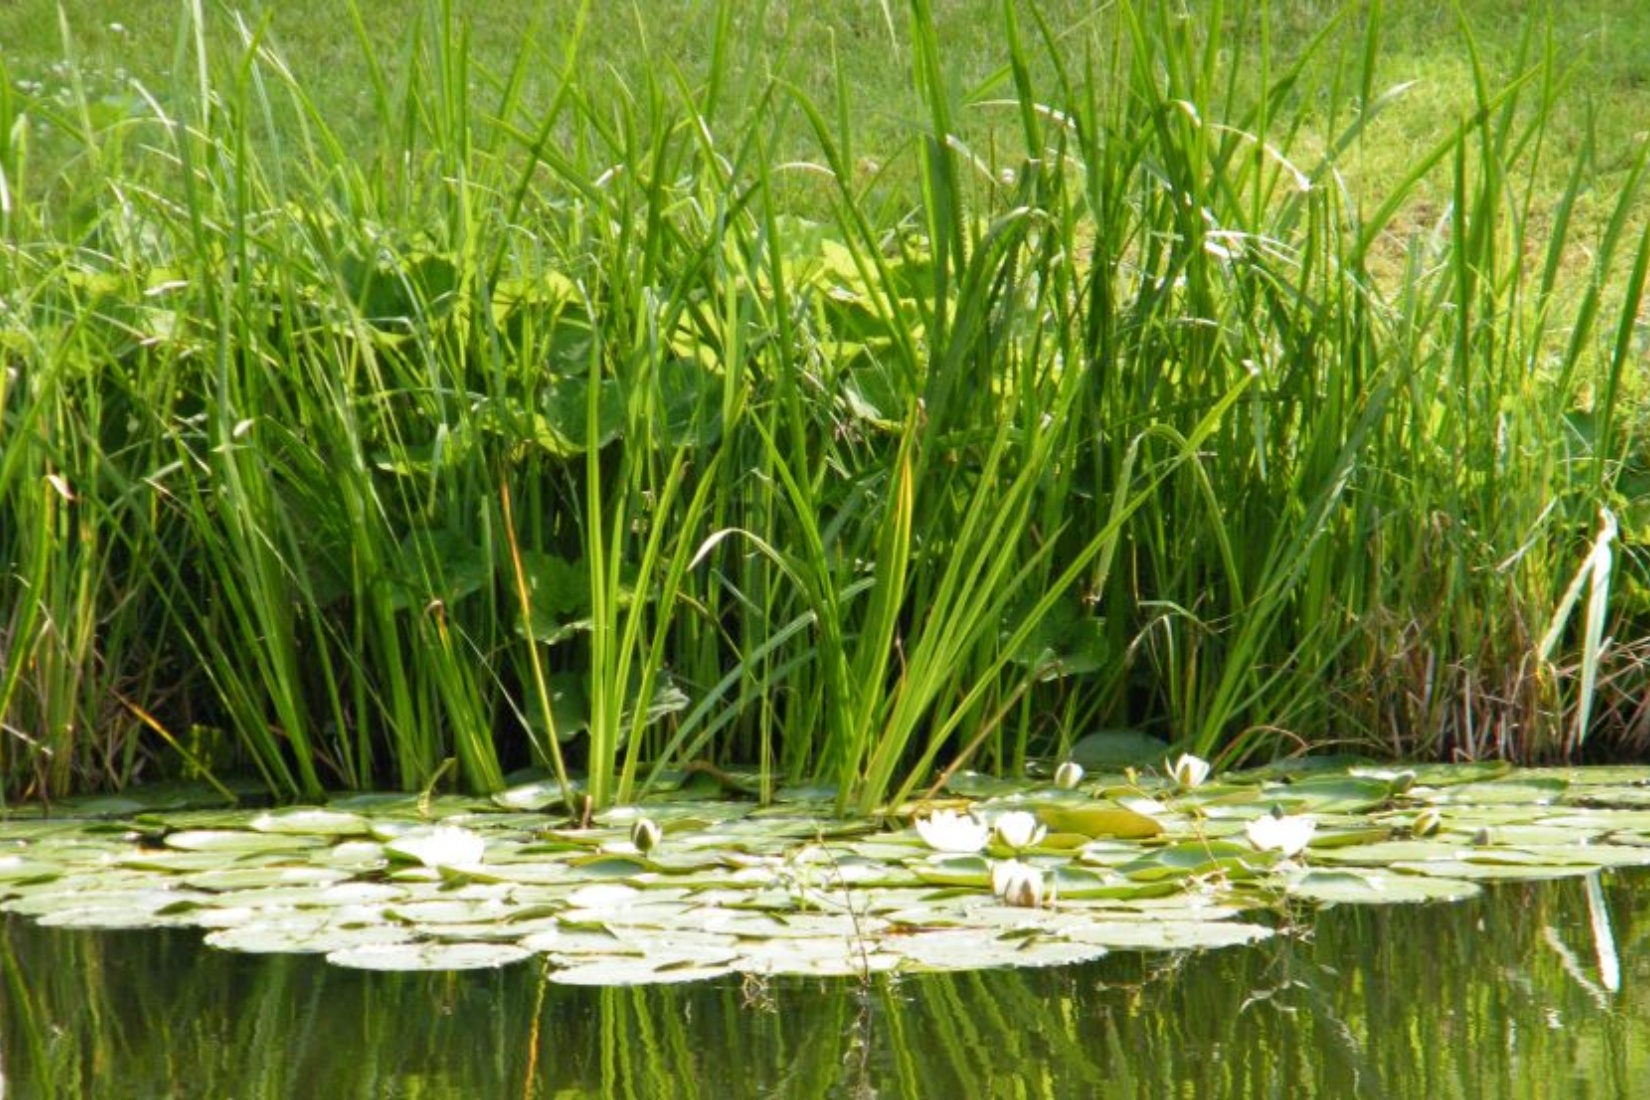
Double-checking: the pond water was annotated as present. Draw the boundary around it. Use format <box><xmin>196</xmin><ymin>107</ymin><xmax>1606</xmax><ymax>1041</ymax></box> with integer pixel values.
<box><xmin>4</xmin><ymin>869</ymin><xmax>1644</xmax><ymax>1098</ymax></box>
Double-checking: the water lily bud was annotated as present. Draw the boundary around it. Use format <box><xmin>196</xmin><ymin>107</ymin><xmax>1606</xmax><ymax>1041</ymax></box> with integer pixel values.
<box><xmin>1053</xmin><ymin>761</ymin><xmax>1085</xmax><ymax>790</ymax></box>
<box><xmin>993</xmin><ymin>810</ymin><xmax>1047</xmax><ymax>852</ymax></box>
<box><xmin>991</xmin><ymin>859</ymin><xmax>1045</xmax><ymax>908</ymax></box>
<box><xmin>630</xmin><ymin>817</ymin><xmax>662</xmax><ymax>853</ymax></box>
<box><xmin>1169</xmin><ymin>753</ymin><xmax>1212</xmax><ymax>790</ymax></box>
<box><xmin>1411</xmin><ymin>808</ymin><xmax>1442</xmax><ymax>837</ymax></box>
<box><xmin>1389</xmin><ymin>770</ymin><xmax>1417</xmax><ymax>795</ymax></box>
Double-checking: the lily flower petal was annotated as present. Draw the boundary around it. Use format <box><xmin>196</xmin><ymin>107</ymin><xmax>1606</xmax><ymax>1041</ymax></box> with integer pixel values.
<box><xmin>1170</xmin><ymin>753</ymin><xmax>1212</xmax><ymax>790</ymax></box>
<box><xmin>991</xmin><ymin>858</ymin><xmax>1045</xmax><ymax>908</ymax></box>
<box><xmin>993</xmin><ymin>810</ymin><xmax>1047</xmax><ymax>851</ymax></box>
<box><xmin>915</xmin><ymin>809</ymin><xmax>990</xmax><ymax>854</ymax></box>
<box><xmin>1245</xmin><ymin>812</ymin><xmax>1316</xmax><ymax>856</ymax></box>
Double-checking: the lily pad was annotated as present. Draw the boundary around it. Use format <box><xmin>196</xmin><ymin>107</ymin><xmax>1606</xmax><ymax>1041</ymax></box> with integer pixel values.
<box><xmin>549</xmin><ymin>954</ymin><xmax>738</xmax><ymax>986</ymax></box>
<box><xmin>1034</xmin><ymin>804</ymin><xmax>1164</xmax><ymax>840</ymax></box>
<box><xmin>1069</xmin><ymin>730</ymin><xmax>1172</xmax><ymax>769</ymax></box>
<box><xmin>1284</xmin><ymin>869</ymin><xmax>1482</xmax><ymax>905</ymax></box>
<box><xmin>326</xmin><ymin>941</ymin><xmax>532</xmax><ymax>971</ymax></box>
<box><xmin>163</xmin><ymin>830</ymin><xmax>324</xmax><ymax>854</ymax></box>
<box><xmin>249</xmin><ymin>809</ymin><xmax>372</xmax><ymax>837</ymax></box>
<box><xmin>892</xmin><ymin>929</ymin><xmax>1110</xmax><ymax>972</ymax></box>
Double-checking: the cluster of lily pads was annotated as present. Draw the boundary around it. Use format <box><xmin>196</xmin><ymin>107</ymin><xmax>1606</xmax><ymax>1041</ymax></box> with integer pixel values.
<box><xmin>1</xmin><ymin>758</ymin><xmax>1648</xmax><ymax>984</ymax></box>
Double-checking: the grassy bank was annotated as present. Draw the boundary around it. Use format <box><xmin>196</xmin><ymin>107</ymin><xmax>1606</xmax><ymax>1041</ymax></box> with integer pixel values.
<box><xmin>2</xmin><ymin>0</ymin><xmax>1647</xmax><ymax>811</ymax></box>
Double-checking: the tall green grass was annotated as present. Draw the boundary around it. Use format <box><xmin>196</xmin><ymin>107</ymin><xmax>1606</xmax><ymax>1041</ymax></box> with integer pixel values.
<box><xmin>1</xmin><ymin>0</ymin><xmax>1644</xmax><ymax>809</ymax></box>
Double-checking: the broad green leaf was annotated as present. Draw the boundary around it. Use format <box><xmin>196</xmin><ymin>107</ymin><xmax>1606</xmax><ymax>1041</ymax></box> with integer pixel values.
<box><xmin>1035</xmin><ymin>804</ymin><xmax>1164</xmax><ymax>840</ymax></box>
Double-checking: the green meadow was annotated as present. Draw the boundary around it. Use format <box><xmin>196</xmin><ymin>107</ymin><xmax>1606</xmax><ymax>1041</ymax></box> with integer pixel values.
<box><xmin>2</xmin><ymin>0</ymin><xmax>1648</xmax><ymax>812</ymax></box>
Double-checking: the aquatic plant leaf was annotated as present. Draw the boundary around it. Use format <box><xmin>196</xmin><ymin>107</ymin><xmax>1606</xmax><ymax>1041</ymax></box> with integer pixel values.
<box><xmin>162</xmin><ymin>830</ymin><xmax>324</xmax><ymax>854</ymax></box>
<box><xmin>1069</xmin><ymin>730</ymin><xmax>1172</xmax><ymax>769</ymax></box>
<box><xmin>326</xmin><ymin>941</ymin><xmax>532</xmax><ymax>971</ymax></box>
<box><xmin>1034</xmin><ymin>804</ymin><xmax>1164</xmax><ymax>840</ymax></box>
<box><xmin>181</xmin><ymin>865</ymin><xmax>353</xmax><ymax>892</ymax></box>
<box><xmin>910</xmin><ymin>855</ymin><xmax>993</xmax><ymax>887</ymax></box>
<box><xmin>1284</xmin><ymin>870</ymin><xmax>1482</xmax><ymax>904</ymax></box>
<box><xmin>892</xmin><ymin>929</ymin><xmax>1109</xmax><ymax>972</ymax></box>
<box><xmin>1061</xmin><ymin>919</ymin><xmax>1274</xmax><ymax>951</ymax></box>
<box><xmin>493</xmin><ymin>779</ymin><xmax>569</xmax><ymax>812</ymax></box>
<box><xmin>0</xmin><ymin>858</ymin><xmax>62</xmax><ymax>884</ymax></box>
<box><xmin>549</xmin><ymin>954</ymin><xmax>738</xmax><ymax>986</ymax></box>
<box><xmin>1419</xmin><ymin>778</ymin><xmax>1568</xmax><ymax>806</ymax></box>
<box><xmin>1119</xmin><ymin>841</ymin><xmax>1264</xmax><ymax>881</ymax></box>
<box><xmin>1050</xmin><ymin>865</ymin><xmax>1180</xmax><ymax>900</ymax></box>
<box><xmin>249</xmin><ymin>808</ymin><xmax>372</xmax><ymax>837</ymax></box>
<box><xmin>205</xmin><ymin>920</ymin><xmax>413</xmax><ymax>955</ymax></box>
<box><xmin>1260</xmin><ymin>776</ymin><xmax>1396</xmax><ymax>814</ymax></box>
<box><xmin>1309</xmin><ymin>839</ymin><xmax>1469</xmax><ymax>865</ymax></box>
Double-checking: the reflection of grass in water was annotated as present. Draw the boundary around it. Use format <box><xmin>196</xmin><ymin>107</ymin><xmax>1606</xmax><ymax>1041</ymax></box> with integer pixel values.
<box><xmin>3</xmin><ymin>870</ymin><xmax>1649</xmax><ymax>1095</ymax></box>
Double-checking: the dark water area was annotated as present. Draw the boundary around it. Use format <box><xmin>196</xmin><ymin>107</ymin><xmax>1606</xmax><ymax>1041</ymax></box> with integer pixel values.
<box><xmin>3</xmin><ymin>871</ymin><xmax>1645</xmax><ymax>1099</ymax></box>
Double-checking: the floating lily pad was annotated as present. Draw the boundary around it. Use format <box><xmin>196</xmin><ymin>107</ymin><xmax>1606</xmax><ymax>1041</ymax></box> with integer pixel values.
<box><xmin>6</xmin><ymin>765</ymin><xmax>1650</xmax><ymax>984</ymax></box>
<box><xmin>1284</xmin><ymin>869</ymin><xmax>1481</xmax><ymax>905</ymax></box>
<box><xmin>549</xmin><ymin>953</ymin><xmax>739</xmax><ymax>986</ymax></box>
<box><xmin>1068</xmin><ymin>730</ymin><xmax>1172</xmax><ymax>769</ymax></box>
<box><xmin>1035</xmin><ymin>804</ymin><xmax>1164</xmax><ymax>840</ymax></box>
<box><xmin>249</xmin><ymin>809</ymin><xmax>372</xmax><ymax>837</ymax></box>
<box><xmin>206</xmin><ymin>920</ymin><xmax>413</xmax><ymax>955</ymax></box>
<box><xmin>1060</xmin><ymin>919</ymin><xmax>1274</xmax><ymax>951</ymax></box>
<box><xmin>163</xmin><ymin>830</ymin><xmax>324</xmax><ymax>854</ymax></box>
<box><xmin>326</xmin><ymin>941</ymin><xmax>532</xmax><ymax>971</ymax></box>
<box><xmin>892</xmin><ymin>928</ymin><xmax>1109</xmax><ymax>972</ymax></box>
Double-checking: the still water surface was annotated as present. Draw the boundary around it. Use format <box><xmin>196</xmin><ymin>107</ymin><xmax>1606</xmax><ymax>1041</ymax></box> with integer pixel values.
<box><xmin>3</xmin><ymin>871</ymin><xmax>1644</xmax><ymax>1098</ymax></box>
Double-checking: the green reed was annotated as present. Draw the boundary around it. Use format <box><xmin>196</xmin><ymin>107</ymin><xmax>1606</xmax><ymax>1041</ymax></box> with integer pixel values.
<box><xmin>0</xmin><ymin>0</ymin><xmax>1644</xmax><ymax>807</ymax></box>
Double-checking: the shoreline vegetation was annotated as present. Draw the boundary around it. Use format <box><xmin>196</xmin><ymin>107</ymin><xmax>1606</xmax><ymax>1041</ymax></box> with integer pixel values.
<box><xmin>2</xmin><ymin>1</ymin><xmax>1647</xmax><ymax>812</ymax></box>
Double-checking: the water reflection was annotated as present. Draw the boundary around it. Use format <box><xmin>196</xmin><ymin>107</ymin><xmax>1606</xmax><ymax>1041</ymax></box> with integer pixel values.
<box><xmin>3</xmin><ymin>871</ymin><xmax>1643</xmax><ymax>1098</ymax></box>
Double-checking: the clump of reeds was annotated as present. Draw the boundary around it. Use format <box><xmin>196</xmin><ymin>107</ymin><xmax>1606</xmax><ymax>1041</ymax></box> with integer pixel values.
<box><xmin>1</xmin><ymin>0</ymin><xmax>1644</xmax><ymax>810</ymax></box>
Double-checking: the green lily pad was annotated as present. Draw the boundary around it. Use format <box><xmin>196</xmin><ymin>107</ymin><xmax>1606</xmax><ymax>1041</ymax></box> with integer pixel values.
<box><xmin>181</xmin><ymin>865</ymin><xmax>354</xmax><ymax>892</ymax></box>
<box><xmin>1060</xmin><ymin>919</ymin><xmax>1274</xmax><ymax>951</ymax></box>
<box><xmin>1418</xmin><ymin>778</ymin><xmax>1568</xmax><ymax>806</ymax></box>
<box><xmin>163</xmin><ymin>830</ymin><xmax>324</xmax><ymax>854</ymax></box>
<box><xmin>892</xmin><ymin>929</ymin><xmax>1110</xmax><ymax>972</ymax></box>
<box><xmin>1119</xmin><ymin>841</ymin><xmax>1267</xmax><ymax>882</ymax></box>
<box><xmin>1034</xmin><ymin>804</ymin><xmax>1164</xmax><ymax>840</ymax></box>
<box><xmin>549</xmin><ymin>953</ymin><xmax>738</xmax><ymax>986</ymax></box>
<box><xmin>1069</xmin><ymin>730</ymin><xmax>1172</xmax><ymax>769</ymax></box>
<box><xmin>206</xmin><ymin>920</ymin><xmax>413</xmax><ymax>956</ymax></box>
<box><xmin>1284</xmin><ymin>869</ymin><xmax>1482</xmax><ymax>905</ymax></box>
<box><xmin>327</xmin><ymin>941</ymin><xmax>533</xmax><ymax>971</ymax></box>
<box><xmin>249</xmin><ymin>809</ymin><xmax>372</xmax><ymax>837</ymax></box>
<box><xmin>910</xmin><ymin>855</ymin><xmax>993</xmax><ymax>887</ymax></box>
<box><xmin>1260</xmin><ymin>776</ymin><xmax>1397</xmax><ymax>814</ymax></box>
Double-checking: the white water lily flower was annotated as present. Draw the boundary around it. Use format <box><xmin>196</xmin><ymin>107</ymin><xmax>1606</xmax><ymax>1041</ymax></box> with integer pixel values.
<box><xmin>991</xmin><ymin>859</ymin><xmax>1045</xmax><ymax>908</ymax></box>
<box><xmin>1053</xmin><ymin>761</ymin><xmax>1085</xmax><ymax>790</ymax></box>
<box><xmin>1170</xmin><ymin>753</ymin><xmax>1212</xmax><ymax>790</ymax></box>
<box><xmin>915</xmin><ymin>809</ymin><xmax>990</xmax><ymax>854</ymax></box>
<box><xmin>387</xmin><ymin>825</ymin><xmax>486</xmax><ymax>869</ymax></box>
<box><xmin>993</xmin><ymin>810</ymin><xmax>1047</xmax><ymax>852</ymax></box>
<box><xmin>1245</xmin><ymin>812</ymin><xmax>1316</xmax><ymax>856</ymax></box>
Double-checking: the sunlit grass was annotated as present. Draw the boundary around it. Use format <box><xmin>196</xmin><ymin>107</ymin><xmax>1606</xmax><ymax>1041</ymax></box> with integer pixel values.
<box><xmin>2</xmin><ymin>0</ymin><xmax>1647</xmax><ymax>808</ymax></box>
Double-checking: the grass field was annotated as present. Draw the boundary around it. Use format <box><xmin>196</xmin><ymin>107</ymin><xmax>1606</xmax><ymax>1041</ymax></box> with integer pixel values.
<box><xmin>2</xmin><ymin>1</ymin><xmax>1648</xmax><ymax>810</ymax></box>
